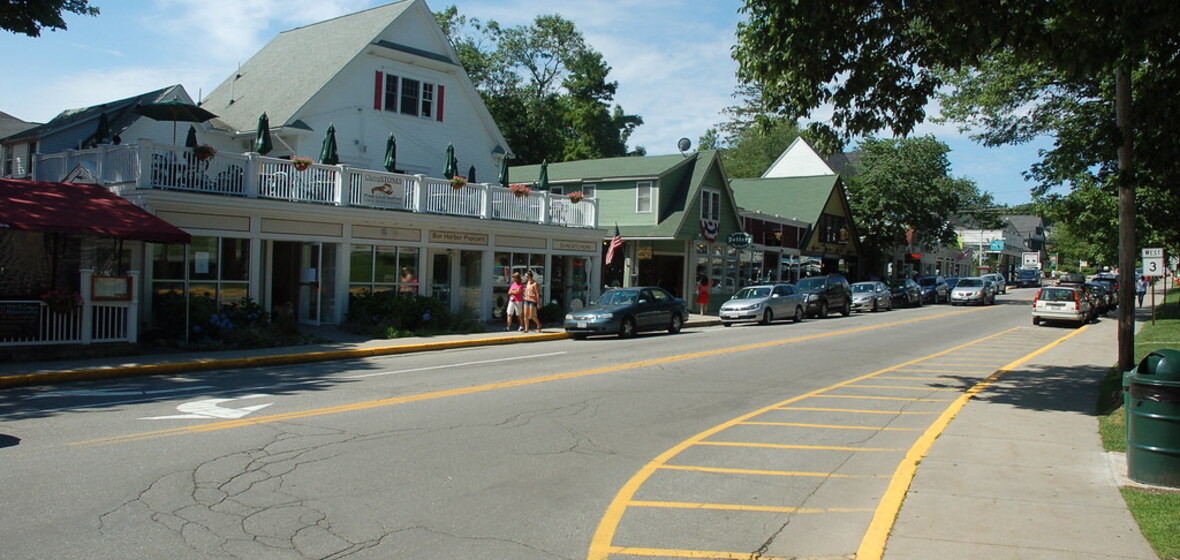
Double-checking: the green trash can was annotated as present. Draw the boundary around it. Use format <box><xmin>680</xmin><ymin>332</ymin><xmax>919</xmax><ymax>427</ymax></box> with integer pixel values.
<box><xmin>1125</xmin><ymin>349</ymin><xmax>1180</xmax><ymax>487</ymax></box>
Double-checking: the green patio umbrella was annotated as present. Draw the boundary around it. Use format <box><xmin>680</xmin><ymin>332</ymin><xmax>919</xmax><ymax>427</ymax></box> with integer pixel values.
<box><xmin>94</xmin><ymin>112</ymin><xmax>111</xmax><ymax>145</ymax></box>
<box><xmin>184</xmin><ymin>125</ymin><xmax>198</xmax><ymax>148</ymax></box>
<box><xmin>254</xmin><ymin>113</ymin><xmax>273</xmax><ymax>155</ymax></box>
<box><xmin>443</xmin><ymin>143</ymin><xmax>456</xmax><ymax>179</ymax></box>
<box><xmin>383</xmin><ymin>133</ymin><xmax>397</xmax><ymax>172</ymax></box>
<box><xmin>497</xmin><ymin>156</ymin><xmax>509</xmax><ymax>185</ymax></box>
<box><xmin>538</xmin><ymin>160</ymin><xmax>549</xmax><ymax>191</ymax></box>
<box><xmin>133</xmin><ymin>99</ymin><xmax>217</xmax><ymax>144</ymax></box>
<box><xmin>467</xmin><ymin>165</ymin><xmax>476</xmax><ymax>183</ymax></box>
<box><xmin>319</xmin><ymin>123</ymin><xmax>339</xmax><ymax>165</ymax></box>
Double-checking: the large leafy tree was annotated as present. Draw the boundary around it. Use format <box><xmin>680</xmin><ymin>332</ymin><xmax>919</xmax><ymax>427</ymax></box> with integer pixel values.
<box><xmin>699</xmin><ymin>84</ymin><xmax>804</xmax><ymax>179</ymax></box>
<box><xmin>733</xmin><ymin>0</ymin><xmax>1180</xmax><ymax>370</ymax></box>
<box><xmin>0</xmin><ymin>0</ymin><xmax>97</xmax><ymax>37</ymax></box>
<box><xmin>436</xmin><ymin>8</ymin><xmax>643</xmax><ymax>165</ymax></box>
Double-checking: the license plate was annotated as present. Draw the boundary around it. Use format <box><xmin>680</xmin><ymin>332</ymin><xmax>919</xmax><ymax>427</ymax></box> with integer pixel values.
<box><xmin>577</xmin><ymin>321</ymin><xmax>587</xmax><ymax>328</ymax></box>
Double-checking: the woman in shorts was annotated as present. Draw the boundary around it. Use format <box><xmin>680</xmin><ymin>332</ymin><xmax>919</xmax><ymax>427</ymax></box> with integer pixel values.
<box><xmin>506</xmin><ymin>272</ymin><xmax>524</xmax><ymax>331</ymax></box>
<box><xmin>522</xmin><ymin>271</ymin><xmax>542</xmax><ymax>333</ymax></box>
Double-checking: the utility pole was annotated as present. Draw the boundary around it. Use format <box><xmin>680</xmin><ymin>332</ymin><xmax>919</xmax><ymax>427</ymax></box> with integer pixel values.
<box><xmin>1115</xmin><ymin>64</ymin><xmax>1136</xmax><ymax>373</ymax></box>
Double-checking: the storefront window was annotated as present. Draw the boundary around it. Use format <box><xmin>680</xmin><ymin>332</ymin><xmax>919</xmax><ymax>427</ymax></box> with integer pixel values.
<box><xmin>349</xmin><ymin>245</ymin><xmax>419</xmax><ymax>295</ymax></box>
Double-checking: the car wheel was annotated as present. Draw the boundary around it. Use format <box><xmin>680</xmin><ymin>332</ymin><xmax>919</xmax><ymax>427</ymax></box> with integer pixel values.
<box><xmin>841</xmin><ymin>300</ymin><xmax>851</xmax><ymax>316</ymax></box>
<box><xmin>1032</xmin><ymin>316</ymin><xmax>1040</xmax><ymax>326</ymax></box>
<box><xmin>793</xmin><ymin>306</ymin><xmax>804</xmax><ymax>323</ymax></box>
<box><xmin>668</xmin><ymin>313</ymin><xmax>683</xmax><ymax>334</ymax></box>
<box><xmin>760</xmin><ymin>308</ymin><xmax>774</xmax><ymax>325</ymax></box>
<box><xmin>871</xmin><ymin>300</ymin><xmax>878</xmax><ymax>312</ymax></box>
<box><xmin>819</xmin><ymin>300</ymin><xmax>829</xmax><ymax>318</ymax></box>
<box><xmin>618</xmin><ymin>317</ymin><xmax>636</xmax><ymax>338</ymax></box>
<box><xmin>722</xmin><ymin>322</ymin><xmax>732</xmax><ymax>327</ymax></box>
<box><xmin>572</xmin><ymin>333</ymin><xmax>588</xmax><ymax>340</ymax></box>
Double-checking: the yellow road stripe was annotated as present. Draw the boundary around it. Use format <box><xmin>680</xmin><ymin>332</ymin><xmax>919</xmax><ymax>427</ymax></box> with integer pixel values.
<box><xmin>845</xmin><ymin>384</ymin><xmax>962</xmax><ymax>392</ymax></box>
<box><xmin>630</xmin><ymin>500</ymin><xmax>870</xmax><ymax>514</ymax></box>
<box><xmin>892</xmin><ymin>368</ymin><xmax>992</xmax><ymax>374</ymax></box>
<box><xmin>811</xmin><ymin>394</ymin><xmax>953</xmax><ymax>402</ymax></box>
<box><xmin>776</xmin><ymin>407</ymin><xmax>934</xmax><ymax>415</ymax></box>
<box><xmin>740</xmin><ymin>421</ymin><xmax>916</xmax><ymax>431</ymax></box>
<box><xmin>606</xmin><ymin>546</ymin><xmax>790</xmax><ymax>559</ymax></box>
<box><xmin>659</xmin><ymin>464</ymin><xmax>871</xmax><ymax>478</ymax></box>
<box><xmin>72</xmin><ymin>308</ymin><xmax>982</xmax><ymax>447</ymax></box>
<box><xmin>697</xmin><ymin>441</ymin><xmax>899</xmax><ymax>452</ymax></box>
<box><xmin>587</xmin><ymin>326</ymin><xmax>1020</xmax><ymax>560</ymax></box>
<box><xmin>854</xmin><ymin>326</ymin><xmax>1088</xmax><ymax>560</ymax></box>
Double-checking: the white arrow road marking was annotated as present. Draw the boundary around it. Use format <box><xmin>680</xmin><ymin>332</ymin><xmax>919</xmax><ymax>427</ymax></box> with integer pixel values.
<box><xmin>140</xmin><ymin>394</ymin><xmax>274</xmax><ymax>420</ymax></box>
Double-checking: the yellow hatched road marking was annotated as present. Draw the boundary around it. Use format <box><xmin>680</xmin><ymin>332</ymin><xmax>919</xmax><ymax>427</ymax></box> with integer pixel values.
<box><xmin>893</xmin><ymin>368</ymin><xmax>991</xmax><ymax>374</ymax></box>
<box><xmin>845</xmin><ymin>384</ymin><xmax>962</xmax><ymax>392</ymax></box>
<box><xmin>871</xmin><ymin>375</ymin><xmax>960</xmax><ymax>381</ymax></box>
<box><xmin>740</xmin><ymin>420</ymin><xmax>917</xmax><ymax>431</ymax></box>
<box><xmin>776</xmin><ymin>406</ymin><xmax>934</xmax><ymax>415</ymax></box>
<box><xmin>697</xmin><ymin>441</ymin><xmax>899</xmax><ymax>452</ymax></box>
<box><xmin>659</xmin><ymin>464</ymin><xmax>876</xmax><ymax>478</ymax></box>
<box><xmin>812</xmin><ymin>394</ymin><xmax>953</xmax><ymax>402</ymax></box>
<box><xmin>630</xmin><ymin>500</ymin><xmax>872</xmax><ymax>514</ymax></box>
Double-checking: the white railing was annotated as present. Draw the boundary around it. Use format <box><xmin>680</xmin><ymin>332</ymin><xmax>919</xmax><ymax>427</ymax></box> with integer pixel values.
<box><xmin>31</xmin><ymin>141</ymin><xmax>598</xmax><ymax>228</ymax></box>
<box><xmin>0</xmin><ymin>270</ymin><xmax>139</xmax><ymax>348</ymax></box>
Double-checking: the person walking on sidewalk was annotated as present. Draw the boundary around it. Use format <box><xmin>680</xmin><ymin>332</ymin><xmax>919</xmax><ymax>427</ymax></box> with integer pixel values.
<box><xmin>522</xmin><ymin>271</ymin><xmax>543</xmax><ymax>333</ymax></box>
<box><xmin>506</xmin><ymin>272</ymin><xmax>524</xmax><ymax>331</ymax></box>
<box><xmin>1137</xmin><ymin>276</ymin><xmax>1149</xmax><ymax>306</ymax></box>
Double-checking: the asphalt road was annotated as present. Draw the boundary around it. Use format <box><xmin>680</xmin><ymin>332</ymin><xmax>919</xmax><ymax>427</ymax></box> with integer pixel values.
<box><xmin>1</xmin><ymin>291</ymin><xmax>1062</xmax><ymax>559</ymax></box>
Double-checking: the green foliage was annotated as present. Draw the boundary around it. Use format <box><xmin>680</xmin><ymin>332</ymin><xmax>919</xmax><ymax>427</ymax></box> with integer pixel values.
<box><xmin>1</xmin><ymin>0</ymin><xmax>98</xmax><ymax>37</ymax></box>
<box><xmin>698</xmin><ymin>83</ymin><xmax>805</xmax><ymax>178</ymax></box>
<box><xmin>345</xmin><ymin>291</ymin><xmax>481</xmax><ymax>338</ymax></box>
<box><xmin>436</xmin><ymin>8</ymin><xmax>643</xmax><ymax>164</ymax></box>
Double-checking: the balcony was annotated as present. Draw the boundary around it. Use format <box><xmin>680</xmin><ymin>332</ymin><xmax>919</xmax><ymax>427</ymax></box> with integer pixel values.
<box><xmin>33</xmin><ymin>141</ymin><xmax>598</xmax><ymax>229</ymax></box>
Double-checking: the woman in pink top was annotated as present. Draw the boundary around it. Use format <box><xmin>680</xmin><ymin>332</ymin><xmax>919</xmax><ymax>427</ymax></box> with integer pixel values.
<box><xmin>522</xmin><ymin>271</ymin><xmax>542</xmax><ymax>333</ymax></box>
<box><xmin>506</xmin><ymin>272</ymin><xmax>524</xmax><ymax>331</ymax></box>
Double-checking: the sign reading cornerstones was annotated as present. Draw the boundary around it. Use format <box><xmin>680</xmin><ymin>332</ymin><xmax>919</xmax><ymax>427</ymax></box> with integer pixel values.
<box><xmin>727</xmin><ymin>232</ymin><xmax>753</xmax><ymax>249</ymax></box>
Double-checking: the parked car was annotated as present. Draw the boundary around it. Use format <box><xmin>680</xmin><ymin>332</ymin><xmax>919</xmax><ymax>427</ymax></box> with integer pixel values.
<box><xmin>887</xmin><ymin>278</ymin><xmax>923</xmax><ymax>308</ymax></box>
<box><xmin>850</xmin><ymin>281</ymin><xmax>892</xmax><ymax>312</ymax></box>
<box><xmin>796</xmin><ymin>275</ymin><xmax>852</xmax><ymax>318</ymax></box>
<box><xmin>1057</xmin><ymin>272</ymin><xmax>1086</xmax><ymax>285</ymax></box>
<box><xmin>917</xmin><ymin>275</ymin><xmax>949</xmax><ymax>304</ymax></box>
<box><xmin>719</xmin><ymin>283</ymin><xmax>806</xmax><ymax>326</ymax></box>
<box><xmin>1089</xmin><ymin>275</ymin><xmax>1119</xmax><ymax>309</ymax></box>
<box><xmin>950</xmin><ymin>276</ymin><xmax>995</xmax><ymax>305</ymax></box>
<box><xmin>1032</xmin><ymin>285</ymin><xmax>1093</xmax><ymax>327</ymax></box>
<box><xmin>1086</xmin><ymin>282</ymin><xmax>1114</xmax><ymax>315</ymax></box>
<box><xmin>982</xmin><ymin>273</ymin><xmax>1007</xmax><ymax>294</ymax></box>
<box><xmin>1015</xmin><ymin>268</ymin><xmax>1043</xmax><ymax>288</ymax></box>
<box><xmin>944</xmin><ymin>277</ymin><xmax>961</xmax><ymax>290</ymax></box>
<box><xmin>564</xmin><ymin>286</ymin><xmax>687</xmax><ymax>339</ymax></box>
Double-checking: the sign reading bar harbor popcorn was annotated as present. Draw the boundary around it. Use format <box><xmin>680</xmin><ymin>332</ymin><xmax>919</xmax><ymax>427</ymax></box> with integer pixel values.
<box><xmin>359</xmin><ymin>173</ymin><xmax>406</xmax><ymax>209</ymax></box>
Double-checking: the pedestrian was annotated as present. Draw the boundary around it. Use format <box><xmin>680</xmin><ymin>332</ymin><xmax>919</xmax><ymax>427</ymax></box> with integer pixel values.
<box><xmin>505</xmin><ymin>272</ymin><xmax>524</xmax><ymax>331</ymax></box>
<box><xmin>1137</xmin><ymin>276</ymin><xmax>1149</xmax><ymax>307</ymax></box>
<box><xmin>522</xmin><ymin>271</ymin><xmax>543</xmax><ymax>333</ymax></box>
<box><xmin>399</xmin><ymin>267</ymin><xmax>417</xmax><ymax>294</ymax></box>
<box><xmin>695</xmin><ymin>276</ymin><xmax>710</xmax><ymax>315</ymax></box>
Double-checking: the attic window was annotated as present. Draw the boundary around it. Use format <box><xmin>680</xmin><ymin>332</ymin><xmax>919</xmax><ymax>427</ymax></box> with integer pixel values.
<box><xmin>378</xmin><ymin>72</ymin><xmax>443</xmax><ymax>121</ymax></box>
<box><xmin>701</xmin><ymin>189</ymin><xmax>720</xmax><ymax>221</ymax></box>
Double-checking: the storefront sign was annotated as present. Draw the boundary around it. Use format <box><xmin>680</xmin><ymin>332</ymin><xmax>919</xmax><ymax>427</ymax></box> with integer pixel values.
<box><xmin>555</xmin><ymin>240</ymin><xmax>597</xmax><ymax>252</ymax></box>
<box><xmin>430</xmin><ymin>230</ymin><xmax>488</xmax><ymax>245</ymax></box>
<box><xmin>359</xmin><ymin>173</ymin><xmax>407</xmax><ymax>209</ymax></box>
<box><xmin>727</xmin><ymin>231</ymin><xmax>753</xmax><ymax>249</ymax></box>
<box><xmin>0</xmin><ymin>302</ymin><xmax>40</xmax><ymax>339</ymax></box>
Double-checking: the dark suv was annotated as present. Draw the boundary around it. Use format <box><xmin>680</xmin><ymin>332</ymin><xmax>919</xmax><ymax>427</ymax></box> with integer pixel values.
<box><xmin>796</xmin><ymin>275</ymin><xmax>852</xmax><ymax>318</ymax></box>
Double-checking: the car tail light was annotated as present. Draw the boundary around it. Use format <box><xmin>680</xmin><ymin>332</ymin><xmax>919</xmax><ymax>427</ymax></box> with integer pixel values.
<box><xmin>1073</xmin><ymin>290</ymin><xmax>1081</xmax><ymax>308</ymax></box>
<box><xmin>1034</xmin><ymin>289</ymin><xmax>1042</xmax><ymax>304</ymax></box>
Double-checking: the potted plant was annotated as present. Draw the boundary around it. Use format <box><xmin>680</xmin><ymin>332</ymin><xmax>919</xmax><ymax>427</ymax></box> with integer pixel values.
<box><xmin>450</xmin><ymin>176</ymin><xmax>468</xmax><ymax>190</ymax></box>
<box><xmin>292</xmin><ymin>156</ymin><xmax>313</xmax><ymax>171</ymax></box>
<box><xmin>509</xmin><ymin>183</ymin><xmax>532</xmax><ymax>198</ymax></box>
<box><xmin>567</xmin><ymin>190</ymin><xmax>584</xmax><ymax>204</ymax></box>
<box><xmin>41</xmin><ymin>289</ymin><xmax>83</xmax><ymax>314</ymax></box>
<box><xmin>193</xmin><ymin>144</ymin><xmax>217</xmax><ymax>161</ymax></box>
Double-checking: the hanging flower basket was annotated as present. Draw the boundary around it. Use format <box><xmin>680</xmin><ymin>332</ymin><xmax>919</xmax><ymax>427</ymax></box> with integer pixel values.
<box><xmin>567</xmin><ymin>190</ymin><xmax>584</xmax><ymax>204</ymax></box>
<box><xmin>509</xmin><ymin>183</ymin><xmax>531</xmax><ymax>198</ymax></box>
<box><xmin>193</xmin><ymin>144</ymin><xmax>217</xmax><ymax>161</ymax></box>
<box><xmin>41</xmin><ymin>289</ymin><xmax>82</xmax><ymax>314</ymax></box>
<box><xmin>450</xmin><ymin>176</ymin><xmax>468</xmax><ymax>190</ymax></box>
<box><xmin>292</xmin><ymin>157</ymin><xmax>313</xmax><ymax>171</ymax></box>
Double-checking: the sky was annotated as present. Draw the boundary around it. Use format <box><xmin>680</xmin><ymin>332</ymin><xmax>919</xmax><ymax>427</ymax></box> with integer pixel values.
<box><xmin>0</xmin><ymin>0</ymin><xmax>1054</xmax><ymax>206</ymax></box>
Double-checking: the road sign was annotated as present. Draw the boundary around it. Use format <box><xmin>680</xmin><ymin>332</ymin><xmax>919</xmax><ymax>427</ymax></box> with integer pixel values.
<box><xmin>1142</xmin><ymin>247</ymin><xmax>1165</xmax><ymax>277</ymax></box>
<box><xmin>1022</xmin><ymin>252</ymin><xmax>1040</xmax><ymax>269</ymax></box>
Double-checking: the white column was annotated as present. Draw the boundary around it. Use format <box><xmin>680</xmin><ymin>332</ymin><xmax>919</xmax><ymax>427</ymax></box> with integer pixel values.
<box><xmin>128</xmin><ymin>270</ymin><xmax>141</xmax><ymax>343</ymax></box>
<box><xmin>80</xmin><ymin>268</ymin><xmax>94</xmax><ymax>345</ymax></box>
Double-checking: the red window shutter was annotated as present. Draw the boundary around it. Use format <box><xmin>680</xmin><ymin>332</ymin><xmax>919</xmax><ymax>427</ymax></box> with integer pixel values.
<box><xmin>436</xmin><ymin>85</ymin><xmax>445</xmax><ymax>122</ymax></box>
<box><xmin>374</xmin><ymin>71</ymin><xmax>383</xmax><ymax>110</ymax></box>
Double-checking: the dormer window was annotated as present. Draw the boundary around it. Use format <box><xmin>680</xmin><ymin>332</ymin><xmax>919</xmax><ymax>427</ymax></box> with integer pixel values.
<box><xmin>376</xmin><ymin>71</ymin><xmax>444</xmax><ymax>121</ymax></box>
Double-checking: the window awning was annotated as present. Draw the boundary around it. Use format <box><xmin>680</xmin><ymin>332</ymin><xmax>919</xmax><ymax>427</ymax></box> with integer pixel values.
<box><xmin>0</xmin><ymin>179</ymin><xmax>191</xmax><ymax>244</ymax></box>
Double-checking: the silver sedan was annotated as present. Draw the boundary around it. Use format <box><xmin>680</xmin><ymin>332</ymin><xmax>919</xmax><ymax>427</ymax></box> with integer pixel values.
<box><xmin>719</xmin><ymin>283</ymin><xmax>806</xmax><ymax>326</ymax></box>
<box><xmin>851</xmin><ymin>281</ymin><xmax>892</xmax><ymax>312</ymax></box>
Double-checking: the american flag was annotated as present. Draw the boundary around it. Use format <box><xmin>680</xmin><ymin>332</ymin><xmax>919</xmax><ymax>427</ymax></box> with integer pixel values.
<box><xmin>606</xmin><ymin>224</ymin><xmax>623</xmax><ymax>265</ymax></box>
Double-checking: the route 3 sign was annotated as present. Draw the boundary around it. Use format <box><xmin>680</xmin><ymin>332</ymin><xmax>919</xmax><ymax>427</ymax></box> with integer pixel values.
<box><xmin>1142</xmin><ymin>247</ymin><xmax>1164</xmax><ymax>277</ymax></box>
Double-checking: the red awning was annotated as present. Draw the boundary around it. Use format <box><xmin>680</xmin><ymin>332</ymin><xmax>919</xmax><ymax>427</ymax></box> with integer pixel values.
<box><xmin>0</xmin><ymin>179</ymin><xmax>191</xmax><ymax>244</ymax></box>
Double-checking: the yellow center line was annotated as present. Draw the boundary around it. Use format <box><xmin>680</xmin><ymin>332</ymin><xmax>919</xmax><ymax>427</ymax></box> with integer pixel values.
<box><xmin>659</xmin><ymin>464</ymin><xmax>875</xmax><ymax>478</ymax></box>
<box><xmin>871</xmin><ymin>375</ymin><xmax>963</xmax><ymax>381</ymax></box>
<box><xmin>606</xmin><ymin>545</ymin><xmax>792</xmax><ymax>559</ymax></box>
<box><xmin>775</xmin><ymin>407</ymin><xmax>935</xmax><ymax>415</ymax></box>
<box><xmin>697</xmin><ymin>440</ymin><xmax>900</xmax><ymax>452</ymax></box>
<box><xmin>740</xmin><ymin>420</ymin><xmax>917</xmax><ymax>431</ymax></box>
<box><xmin>892</xmin><ymin>368</ymin><xmax>991</xmax><ymax>374</ymax></box>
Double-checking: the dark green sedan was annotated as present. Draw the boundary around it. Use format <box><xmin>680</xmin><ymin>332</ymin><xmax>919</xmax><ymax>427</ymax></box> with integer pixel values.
<box><xmin>564</xmin><ymin>286</ymin><xmax>688</xmax><ymax>339</ymax></box>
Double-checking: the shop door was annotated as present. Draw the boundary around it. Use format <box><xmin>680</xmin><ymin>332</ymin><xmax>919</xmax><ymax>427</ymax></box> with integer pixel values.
<box><xmin>430</xmin><ymin>250</ymin><xmax>452</xmax><ymax>307</ymax></box>
<box><xmin>298</xmin><ymin>242</ymin><xmax>322</xmax><ymax>325</ymax></box>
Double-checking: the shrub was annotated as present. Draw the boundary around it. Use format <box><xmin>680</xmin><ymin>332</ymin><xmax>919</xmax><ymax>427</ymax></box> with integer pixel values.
<box><xmin>344</xmin><ymin>291</ymin><xmax>481</xmax><ymax>338</ymax></box>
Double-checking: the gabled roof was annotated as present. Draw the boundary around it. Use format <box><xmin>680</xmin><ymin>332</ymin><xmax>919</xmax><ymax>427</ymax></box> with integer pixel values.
<box><xmin>0</xmin><ymin>110</ymin><xmax>37</xmax><ymax>140</ymax></box>
<box><xmin>730</xmin><ymin>174</ymin><xmax>841</xmax><ymax>223</ymax></box>
<box><xmin>510</xmin><ymin>153</ymin><xmax>694</xmax><ymax>184</ymax></box>
<box><xmin>200</xmin><ymin>0</ymin><xmax>444</xmax><ymax>131</ymax></box>
<box><xmin>1001</xmin><ymin>214</ymin><xmax>1045</xmax><ymax>237</ymax></box>
<box><xmin>1</xmin><ymin>85</ymin><xmax>180</xmax><ymax>144</ymax></box>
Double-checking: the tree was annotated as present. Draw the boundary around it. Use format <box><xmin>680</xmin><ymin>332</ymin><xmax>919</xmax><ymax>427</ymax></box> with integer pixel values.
<box><xmin>844</xmin><ymin>136</ymin><xmax>992</xmax><ymax>275</ymax></box>
<box><xmin>733</xmin><ymin>0</ymin><xmax>1180</xmax><ymax>370</ymax></box>
<box><xmin>698</xmin><ymin>84</ymin><xmax>804</xmax><ymax>178</ymax></box>
<box><xmin>0</xmin><ymin>0</ymin><xmax>98</xmax><ymax>36</ymax></box>
<box><xmin>436</xmin><ymin>8</ymin><xmax>643</xmax><ymax>165</ymax></box>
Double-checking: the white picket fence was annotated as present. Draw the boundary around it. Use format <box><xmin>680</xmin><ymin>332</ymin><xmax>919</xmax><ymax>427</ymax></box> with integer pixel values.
<box><xmin>0</xmin><ymin>270</ymin><xmax>139</xmax><ymax>348</ymax></box>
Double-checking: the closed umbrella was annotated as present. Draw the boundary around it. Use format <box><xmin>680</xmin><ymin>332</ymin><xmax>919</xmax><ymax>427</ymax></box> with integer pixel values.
<box><xmin>497</xmin><ymin>156</ymin><xmax>509</xmax><ymax>186</ymax></box>
<box><xmin>383</xmin><ymin>133</ymin><xmax>397</xmax><ymax>172</ymax></box>
<box><xmin>538</xmin><ymin>160</ymin><xmax>549</xmax><ymax>191</ymax></box>
<box><xmin>184</xmin><ymin>125</ymin><xmax>198</xmax><ymax>148</ymax></box>
<box><xmin>319</xmin><ymin>123</ymin><xmax>339</xmax><ymax>165</ymax></box>
<box><xmin>94</xmin><ymin>112</ymin><xmax>111</xmax><ymax>145</ymax></box>
<box><xmin>467</xmin><ymin>165</ymin><xmax>476</xmax><ymax>183</ymax></box>
<box><xmin>443</xmin><ymin>143</ymin><xmax>456</xmax><ymax>179</ymax></box>
<box><xmin>254</xmin><ymin>113</ymin><xmax>273</xmax><ymax>155</ymax></box>
<box><xmin>133</xmin><ymin>99</ymin><xmax>217</xmax><ymax>144</ymax></box>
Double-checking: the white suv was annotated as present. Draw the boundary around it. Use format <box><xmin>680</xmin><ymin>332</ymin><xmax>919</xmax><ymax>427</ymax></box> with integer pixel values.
<box><xmin>1032</xmin><ymin>286</ymin><xmax>1093</xmax><ymax>328</ymax></box>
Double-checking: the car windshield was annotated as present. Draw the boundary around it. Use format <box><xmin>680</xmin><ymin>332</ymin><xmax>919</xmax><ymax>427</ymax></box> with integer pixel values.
<box><xmin>1020</xmin><ymin>270</ymin><xmax>1039</xmax><ymax>278</ymax></box>
<box><xmin>851</xmin><ymin>283</ymin><xmax>876</xmax><ymax>293</ymax></box>
<box><xmin>734</xmin><ymin>287</ymin><xmax>771</xmax><ymax>299</ymax></box>
<box><xmin>796</xmin><ymin>277</ymin><xmax>825</xmax><ymax>290</ymax></box>
<box><xmin>957</xmin><ymin>278</ymin><xmax>983</xmax><ymax>288</ymax></box>
<box><xmin>595</xmin><ymin>290</ymin><xmax>638</xmax><ymax>306</ymax></box>
<box><xmin>918</xmin><ymin>278</ymin><xmax>938</xmax><ymax>286</ymax></box>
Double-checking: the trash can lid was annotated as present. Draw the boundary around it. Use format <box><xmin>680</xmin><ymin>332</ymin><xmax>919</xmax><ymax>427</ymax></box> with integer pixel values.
<box><xmin>1136</xmin><ymin>349</ymin><xmax>1180</xmax><ymax>382</ymax></box>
